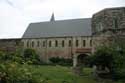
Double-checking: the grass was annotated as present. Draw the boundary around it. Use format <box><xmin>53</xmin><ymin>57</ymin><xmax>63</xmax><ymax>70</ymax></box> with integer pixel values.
<box><xmin>24</xmin><ymin>65</ymin><xmax>123</xmax><ymax>83</ymax></box>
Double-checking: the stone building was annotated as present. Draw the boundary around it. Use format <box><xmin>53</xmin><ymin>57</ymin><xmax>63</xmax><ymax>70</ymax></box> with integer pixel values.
<box><xmin>92</xmin><ymin>7</ymin><xmax>125</xmax><ymax>51</ymax></box>
<box><xmin>22</xmin><ymin>14</ymin><xmax>92</xmax><ymax>62</ymax></box>
<box><xmin>0</xmin><ymin>7</ymin><xmax>124</xmax><ymax>66</ymax></box>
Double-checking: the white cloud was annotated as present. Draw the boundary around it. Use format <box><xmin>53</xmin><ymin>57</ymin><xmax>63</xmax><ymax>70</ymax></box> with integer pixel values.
<box><xmin>0</xmin><ymin>0</ymin><xmax>125</xmax><ymax>38</ymax></box>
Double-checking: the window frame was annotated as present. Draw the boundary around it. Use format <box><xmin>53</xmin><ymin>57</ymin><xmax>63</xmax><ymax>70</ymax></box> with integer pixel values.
<box><xmin>62</xmin><ymin>40</ymin><xmax>65</xmax><ymax>47</ymax></box>
<box><xmin>49</xmin><ymin>41</ymin><xmax>52</xmax><ymax>47</ymax></box>
<box><xmin>83</xmin><ymin>40</ymin><xmax>86</xmax><ymax>47</ymax></box>
<box><xmin>55</xmin><ymin>40</ymin><xmax>58</xmax><ymax>47</ymax></box>
<box><xmin>76</xmin><ymin>40</ymin><xmax>79</xmax><ymax>47</ymax></box>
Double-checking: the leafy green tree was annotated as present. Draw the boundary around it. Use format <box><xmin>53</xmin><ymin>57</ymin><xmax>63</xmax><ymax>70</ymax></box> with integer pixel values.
<box><xmin>91</xmin><ymin>44</ymin><xmax>125</xmax><ymax>80</ymax></box>
<box><xmin>23</xmin><ymin>48</ymin><xmax>41</xmax><ymax>64</ymax></box>
<box><xmin>91</xmin><ymin>46</ymin><xmax>113</xmax><ymax>72</ymax></box>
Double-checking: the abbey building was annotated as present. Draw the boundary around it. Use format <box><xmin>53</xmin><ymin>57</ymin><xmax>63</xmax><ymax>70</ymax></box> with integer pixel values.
<box><xmin>0</xmin><ymin>7</ymin><xmax>125</xmax><ymax>62</ymax></box>
<box><xmin>22</xmin><ymin>14</ymin><xmax>92</xmax><ymax>62</ymax></box>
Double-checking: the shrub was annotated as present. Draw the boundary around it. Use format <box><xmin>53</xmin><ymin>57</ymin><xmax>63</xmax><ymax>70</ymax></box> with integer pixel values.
<box><xmin>22</xmin><ymin>48</ymin><xmax>41</xmax><ymax>65</ymax></box>
<box><xmin>91</xmin><ymin>46</ymin><xmax>113</xmax><ymax>69</ymax></box>
<box><xmin>0</xmin><ymin>62</ymin><xmax>42</xmax><ymax>83</ymax></box>
<box><xmin>90</xmin><ymin>45</ymin><xmax>125</xmax><ymax>80</ymax></box>
<box><xmin>49</xmin><ymin>57</ymin><xmax>73</xmax><ymax>66</ymax></box>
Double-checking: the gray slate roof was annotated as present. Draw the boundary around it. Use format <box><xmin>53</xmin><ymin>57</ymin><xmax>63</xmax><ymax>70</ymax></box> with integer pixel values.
<box><xmin>23</xmin><ymin>18</ymin><xmax>92</xmax><ymax>38</ymax></box>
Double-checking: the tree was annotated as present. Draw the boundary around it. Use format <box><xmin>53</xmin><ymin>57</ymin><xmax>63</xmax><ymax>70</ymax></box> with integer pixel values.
<box><xmin>23</xmin><ymin>48</ymin><xmax>41</xmax><ymax>64</ymax></box>
<box><xmin>90</xmin><ymin>44</ymin><xmax>125</xmax><ymax>80</ymax></box>
<box><xmin>91</xmin><ymin>46</ymin><xmax>113</xmax><ymax>72</ymax></box>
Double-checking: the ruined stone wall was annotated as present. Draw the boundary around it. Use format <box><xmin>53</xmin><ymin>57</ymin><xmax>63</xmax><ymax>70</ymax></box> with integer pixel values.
<box><xmin>92</xmin><ymin>7</ymin><xmax>125</xmax><ymax>51</ymax></box>
<box><xmin>22</xmin><ymin>36</ymin><xmax>92</xmax><ymax>62</ymax></box>
<box><xmin>0</xmin><ymin>39</ymin><xmax>21</xmax><ymax>53</ymax></box>
<box><xmin>92</xmin><ymin>7</ymin><xmax>125</xmax><ymax>35</ymax></box>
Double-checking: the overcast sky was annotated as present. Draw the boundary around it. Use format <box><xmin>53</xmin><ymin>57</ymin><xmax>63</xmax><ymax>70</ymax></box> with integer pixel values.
<box><xmin>0</xmin><ymin>0</ymin><xmax>125</xmax><ymax>38</ymax></box>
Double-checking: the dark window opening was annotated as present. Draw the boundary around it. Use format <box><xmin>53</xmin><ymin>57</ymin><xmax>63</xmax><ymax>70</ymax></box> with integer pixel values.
<box><xmin>113</xmin><ymin>18</ymin><xmax>118</xmax><ymax>29</ymax></box>
<box><xmin>62</xmin><ymin>40</ymin><xmax>65</xmax><ymax>47</ymax></box>
<box><xmin>76</xmin><ymin>40</ymin><xmax>79</xmax><ymax>47</ymax></box>
<box><xmin>32</xmin><ymin>41</ymin><xmax>34</xmax><ymax>47</ymax></box>
<box><xmin>27</xmin><ymin>41</ymin><xmax>29</xmax><ymax>47</ymax></box>
<box><xmin>83</xmin><ymin>40</ymin><xmax>86</xmax><ymax>47</ymax></box>
<box><xmin>37</xmin><ymin>41</ymin><xmax>40</xmax><ymax>47</ymax></box>
<box><xmin>43</xmin><ymin>41</ymin><xmax>46</xmax><ymax>47</ymax></box>
<box><xmin>49</xmin><ymin>41</ymin><xmax>52</xmax><ymax>47</ymax></box>
<box><xmin>22</xmin><ymin>41</ymin><xmax>24</xmax><ymax>46</ymax></box>
<box><xmin>90</xmin><ymin>40</ymin><xmax>92</xmax><ymax>47</ymax></box>
<box><xmin>69</xmin><ymin>40</ymin><xmax>72</xmax><ymax>47</ymax></box>
<box><xmin>55</xmin><ymin>40</ymin><xmax>58</xmax><ymax>47</ymax></box>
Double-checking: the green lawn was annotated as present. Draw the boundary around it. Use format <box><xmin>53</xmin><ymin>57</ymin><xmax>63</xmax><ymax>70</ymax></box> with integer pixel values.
<box><xmin>25</xmin><ymin>65</ymin><xmax>122</xmax><ymax>83</ymax></box>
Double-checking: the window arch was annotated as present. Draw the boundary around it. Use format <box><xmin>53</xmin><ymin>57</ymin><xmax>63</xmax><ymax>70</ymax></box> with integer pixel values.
<box><xmin>37</xmin><ymin>41</ymin><xmax>40</xmax><ymax>47</ymax></box>
<box><xmin>49</xmin><ymin>41</ymin><xmax>52</xmax><ymax>47</ymax></box>
<box><xmin>21</xmin><ymin>41</ymin><xmax>24</xmax><ymax>46</ymax></box>
<box><xmin>113</xmin><ymin>18</ymin><xmax>118</xmax><ymax>29</ymax></box>
<box><xmin>27</xmin><ymin>41</ymin><xmax>29</xmax><ymax>47</ymax></box>
<box><xmin>32</xmin><ymin>41</ymin><xmax>34</xmax><ymax>47</ymax></box>
<box><xmin>76</xmin><ymin>40</ymin><xmax>79</xmax><ymax>47</ymax></box>
<box><xmin>55</xmin><ymin>40</ymin><xmax>58</xmax><ymax>47</ymax></box>
<box><xmin>69</xmin><ymin>40</ymin><xmax>72</xmax><ymax>47</ymax></box>
<box><xmin>62</xmin><ymin>40</ymin><xmax>65</xmax><ymax>47</ymax></box>
<box><xmin>83</xmin><ymin>40</ymin><xmax>86</xmax><ymax>47</ymax></box>
<box><xmin>90</xmin><ymin>40</ymin><xmax>92</xmax><ymax>47</ymax></box>
<box><xmin>43</xmin><ymin>41</ymin><xmax>46</xmax><ymax>47</ymax></box>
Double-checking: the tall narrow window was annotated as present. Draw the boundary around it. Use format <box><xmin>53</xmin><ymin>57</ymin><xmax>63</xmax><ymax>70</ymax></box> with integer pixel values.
<box><xmin>69</xmin><ymin>40</ymin><xmax>72</xmax><ymax>47</ymax></box>
<box><xmin>49</xmin><ymin>41</ymin><xmax>52</xmax><ymax>47</ymax></box>
<box><xmin>114</xmin><ymin>19</ymin><xmax>118</xmax><ymax>29</ymax></box>
<box><xmin>43</xmin><ymin>41</ymin><xmax>46</xmax><ymax>47</ymax></box>
<box><xmin>37</xmin><ymin>41</ymin><xmax>40</xmax><ymax>47</ymax></box>
<box><xmin>32</xmin><ymin>41</ymin><xmax>34</xmax><ymax>47</ymax></box>
<box><xmin>55</xmin><ymin>40</ymin><xmax>58</xmax><ymax>47</ymax></box>
<box><xmin>22</xmin><ymin>41</ymin><xmax>24</xmax><ymax>46</ymax></box>
<box><xmin>27</xmin><ymin>41</ymin><xmax>29</xmax><ymax>47</ymax></box>
<box><xmin>83</xmin><ymin>40</ymin><xmax>86</xmax><ymax>47</ymax></box>
<box><xmin>76</xmin><ymin>40</ymin><xmax>79</xmax><ymax>47</ymax></box>
<box><xmin>90</xmin><ymin>40</ymin><xmax>92</xmax><ymax>47</ymax></box>
<box><xmin>62</xmin><ymin>40</ymin><xmax>65</xmax><ymax>47</ymax></box>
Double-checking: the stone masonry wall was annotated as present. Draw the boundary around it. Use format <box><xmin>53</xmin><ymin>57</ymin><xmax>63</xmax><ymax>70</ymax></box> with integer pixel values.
<box><xmin>92</xmin><ymin>7</ymin><xmax>125</xmax><ymax>35</ymax></box>
<box><xmin>22</xmin><ymin>36</ymin><xmax>92</xmax><ymax>62</ymax></box>
<box><xmin>0</xmin><ymin>39</ymin><xmax>21</xmax><ymax>53</ymax></box>
<box><xmin>92</xmin><ymin>7</ymin><xmax>125</xmax><ymax>51</ymax></box>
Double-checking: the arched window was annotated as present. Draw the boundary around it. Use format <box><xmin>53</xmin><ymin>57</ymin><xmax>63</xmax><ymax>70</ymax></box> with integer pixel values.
<box><xmin>76</xmin><ymin>40</ymin><xmax>79</xmax><ymax>47</ymax></box>
<box><xmin>37</xmin><ymin>41</ymin><xmax>40</xmax><ymax>47</ymax></box>
<box><xmin>69</xmin><ymin>40</ymin><xmax>72</xmax><ymax>47</ymax></box>
<box><xmin>49</xmin><ymin>41</ymin><xmax>52</xmax><ymax>47</ymax></box>
<box><xmin>62</xmin><ymin>40</ymin><xmax>65</xmax><ymax>47</ymax></box>
<box><xmin>113</xmin><ymin>18</ymin><xmax>118</xmax><ymax>29</ymax></box>
<box><xmin>83</xmin><ymin>40</ymin><xmax>86</xmax><ymax>47</ymax></box>
<box><xmin>55</xmin><ymin>40</ymin><xmax>58</xmax><ymax>47</ymax></box>
<box><xmin>22</xmin><ymin>41</ymin><xmax>24</xmax><ymax>46</ymax></box>
<box><xmin>27</xmin><ymin>41</ymin><xmax>29</xmax><ymax>47</ymax></box>
<box><xmin>32</xmin><ymin>41</ymin><xmax>34</xmax><ymax>47</ymax></box>
<box><xmin>96</xmin><ymin>22</ymin><xmax>103</xmax><ymax>32</ymax></box>
<box><xmin>90</xmin><ymin>40</ymin><xmax>92</xmax><ymax>47</ymax></box>
<box><xmin>43</xmin><ymin>41</ymin><xmax>46</xmax><ymax>47</ymax></box>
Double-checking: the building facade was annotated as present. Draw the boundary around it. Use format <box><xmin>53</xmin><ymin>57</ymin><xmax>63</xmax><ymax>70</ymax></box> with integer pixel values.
<box><xmin>92</xmin><ymin>7</ymin><xmax>125</xmax><ymax>51</ymax></box>
<box><xmin>22</xmin><ymin>16</ymin><xmax>92</xmax><ymax>62</ymax></box>
<box><xmin>0</xmin><ymin>7</ymin><xmax>124</xmax><ymax>63</ymax></box>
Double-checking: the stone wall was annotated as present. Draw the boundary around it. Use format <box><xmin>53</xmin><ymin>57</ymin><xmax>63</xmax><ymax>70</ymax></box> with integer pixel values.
<box><xmin>92</xmin><ymin>7</ymin><xmax>125</xmax><ymax>51</ymax></box>
<box><xmin>0</xmin><ymin>39</ymin><xmax>21</xmax><ymax>53</ymax></box>
<box><xmin>22</xmin><ymin>36</ymin><xmax>92</xmax><ymax>62</ymax></box>
<box><xmin>92</xmin><ymin>7</ymin><xmax>125</xmax><ymax>35</ymax></box>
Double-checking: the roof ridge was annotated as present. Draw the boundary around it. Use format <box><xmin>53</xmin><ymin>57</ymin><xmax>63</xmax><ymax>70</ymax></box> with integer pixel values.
<box><xmin>30</xmin><ymin>18</ymin><xmax>91</xmax><ymax>24</ymax></box>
